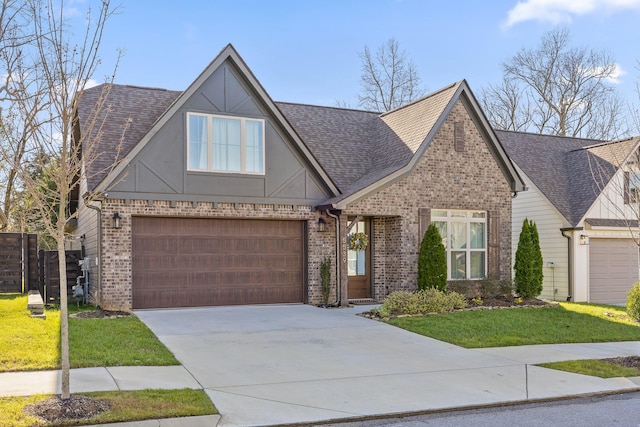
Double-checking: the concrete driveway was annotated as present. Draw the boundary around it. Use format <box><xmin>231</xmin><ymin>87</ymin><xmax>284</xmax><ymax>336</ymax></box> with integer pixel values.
<box><xmin>135</xmin><ymin>304</ymin><xmax>637</xmax><ymax>426</ymax></box>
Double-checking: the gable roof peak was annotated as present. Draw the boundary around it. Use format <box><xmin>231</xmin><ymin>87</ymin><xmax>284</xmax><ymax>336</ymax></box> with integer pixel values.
<box><xmin>379</xmin><ymin>81</ymin><xmax>462</xmax><ymax>117</ymax></box>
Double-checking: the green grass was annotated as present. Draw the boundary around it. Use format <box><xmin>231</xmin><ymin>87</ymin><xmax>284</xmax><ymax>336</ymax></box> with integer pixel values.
<box><xmin>0</xmin><ymin>294</ymin><xmax>61</xmax><ymax>371</ymax></box>
<box><xmin>0</xmin><ymin>388</ymin><xmax>217</xmax><ymax>426</ymax></box>
<box><xmin>69</xmin><ymin>316</ymin><xmax>178</xmax><ymax>368</ymax></box>
<box><xmin>538</xmin><ymin>359</ymin><xmax>640</xmax><ymax>378</ymax></box>
<box><xmin>387</xmin><ymin>302</ymin><xmax>640</xmax><ymax>348</ymax></box>
<box><xmin>0</xmin><ymin>294</ymin><xmax>178</xmax><ymax>372</ymax></box>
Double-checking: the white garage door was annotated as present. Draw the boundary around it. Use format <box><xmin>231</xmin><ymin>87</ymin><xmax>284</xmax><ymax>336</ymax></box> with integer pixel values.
<box><xmin>589</xmin><ymin>238</ymin><xmax>638</xmax><ymax>305</ymax></box>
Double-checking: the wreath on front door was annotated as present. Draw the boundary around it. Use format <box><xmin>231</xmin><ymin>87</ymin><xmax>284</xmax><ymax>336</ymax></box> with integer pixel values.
<box><xmin>349</xmin><ymin>232</ymin><xmax>369</xmax><ymax>251</ymax></box>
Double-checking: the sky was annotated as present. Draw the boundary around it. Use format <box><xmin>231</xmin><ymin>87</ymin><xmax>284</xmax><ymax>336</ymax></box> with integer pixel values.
<box><xmin>77</xmin><ymin>0</ymin><xmax>640</xmax><ymax>109</ymax></box>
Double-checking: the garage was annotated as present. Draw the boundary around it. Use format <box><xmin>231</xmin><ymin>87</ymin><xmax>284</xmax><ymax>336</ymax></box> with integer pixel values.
<box><xmin>132</xmin><ymin>217</ymin><xmax>306</xmax><ymax>309</ymax></box>
<box><xmin>589</xmin><ymin>238</ymin><xmax>638</xmax><ymax>305</ymax></box>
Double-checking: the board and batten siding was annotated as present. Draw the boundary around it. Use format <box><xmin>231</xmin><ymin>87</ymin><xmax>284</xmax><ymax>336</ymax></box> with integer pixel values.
<box><xmin>511</xmin><ymin>165</ymin><xmax>570</xmax><ymax>301</ymax></box>
<box><xmin>75</xmin><ymin>176</ymin><xmax>100</xmax><ymax>304</ymax></box>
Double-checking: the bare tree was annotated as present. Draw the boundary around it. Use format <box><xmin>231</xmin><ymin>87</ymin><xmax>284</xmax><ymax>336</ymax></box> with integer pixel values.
<box><xmin>358</xmin><ymin>38</ymin><xmax>425</xmax><ymax>112</ymax></box>
<box><xmin>2</xmin><ymin>0</ymin><xmax>120</xmax><ymax>401</ymax></box>
<box><xmin>482</xmin><ymin>27</ymin><xmax>627</xmax><ymax>140</ymax></box>
<box><xmin>0</xmin><ymin>0</ymin><xmax>39</xmax><ymax>229</ymax></box>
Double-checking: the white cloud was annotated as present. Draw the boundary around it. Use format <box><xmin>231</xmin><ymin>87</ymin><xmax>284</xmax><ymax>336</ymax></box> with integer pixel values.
<box><xmin>504</xmin><ymin>0</ymin><xmax>640</xmax><ymax>28</ymax></box>
<box><xmin>606</xmin><ymin>63</ymin><xmax>626</xmax><ymax>84</ymax></box>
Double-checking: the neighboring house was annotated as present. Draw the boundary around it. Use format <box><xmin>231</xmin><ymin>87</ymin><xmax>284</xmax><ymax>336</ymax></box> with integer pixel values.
<box><xmin>74</xmin><ymin>44</ymin><xmax>525</xmax><ymax>311</ymax></box>
<box><xmin>499</xmin><ymin>130</ymin><xmax>640</xmax><ymax>305</ymax></box>
<box><xmin>0</xmin><ymin>207</ymin><xmax>6</xmax><ymax>228</ymax></box>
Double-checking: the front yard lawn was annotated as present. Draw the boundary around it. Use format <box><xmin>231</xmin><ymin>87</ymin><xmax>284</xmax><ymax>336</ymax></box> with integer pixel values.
<box><xmin>0</xmin><ymin>294</ymin><xmax>178</xmax><ymax>372</ymax></box>
<box><xmin>538</xmin><ymin>359</ymin><xmax>640</xmax><ymax>378</ymax></box>
<box><xmin>387</xmin><ymin>302</ymin><xmax>640</xmax><ymax>348</ymax></box>
<box><xmin>0</xmin><ymin>388</ymin><xmax>217</xmax><ymax>427</ymax></box>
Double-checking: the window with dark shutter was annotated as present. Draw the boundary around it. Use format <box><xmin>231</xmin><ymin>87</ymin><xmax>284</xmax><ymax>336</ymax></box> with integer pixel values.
<box><xmin>454</xmin><ymin>121</ymin><xmax>465</xmax><ymax>152</ymax></box>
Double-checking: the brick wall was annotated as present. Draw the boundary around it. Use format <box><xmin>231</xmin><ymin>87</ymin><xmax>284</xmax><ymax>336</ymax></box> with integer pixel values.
<box><xmin>95</xmin><ymin>100</ymin><xmax>513</xmax><ymax>310</ymax></box>
<box><xmin>98</xmin><ymin>200</ymin><xmax>336</xmax><ymax>310</ymax></box>
<box><xmin>345</xmin><ymin>100</ymin><xmax>513</xmax><ymax>300</ymax></box>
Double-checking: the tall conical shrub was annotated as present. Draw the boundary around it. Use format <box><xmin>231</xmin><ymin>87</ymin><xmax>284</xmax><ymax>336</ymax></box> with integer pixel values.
<box><xmin>418</xmin><ymin>224</ymin><xmax>447</xmax><ymax>291</ymax></box>
<box><xmin>514</xmin><ymin>218</ymin><xmax>544</xmax><ymax>298</ymax></box>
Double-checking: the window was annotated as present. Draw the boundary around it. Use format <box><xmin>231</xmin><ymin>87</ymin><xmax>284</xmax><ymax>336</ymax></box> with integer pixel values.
<box><xmin>348</xmin><ymin>220</ymin><xmax>367</xmax><ymax>276</ymax></box>
<box><xmin>187</xmin><ymin>113</ymin><xmax>265</xmax><ymax>174</ymax></box>
<box><xmin>626</xmin><ymin>172</ymin><xmax>640</xmax><ymax>204</ymax></box>
<box><xmin>431</xmin><ymin>209</ymin><xmax>486</xmax><ymax>280</ymax></box>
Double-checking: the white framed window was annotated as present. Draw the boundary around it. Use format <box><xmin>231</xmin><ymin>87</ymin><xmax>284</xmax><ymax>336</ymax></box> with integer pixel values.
<box><xmin>430</xmin><ymin>209</ymin><xmax>487</xmax><ymax>280</ymax></box>
<box><xmin>187</xmin><ymin>112</ymin><xmax>265</xmax><ymax>174</ymax></box>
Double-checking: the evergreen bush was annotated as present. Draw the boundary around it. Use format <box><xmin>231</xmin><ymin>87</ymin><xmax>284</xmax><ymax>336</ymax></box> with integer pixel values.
<box><xmin>514</xmin><ymin>218</ymin><xmax>544</xmax><ymax>298</ymax></box>
<box><xmin>627</xmin><ymin>282</ymin><xmax>640</xmax><ymax>322</ymax></box>
<box><xmin>320</xmin><ymin>258</ymin><xmax>332</xmax><ymax>305</ymax></box>
<box><xmin>417</xmin><ymin>224</ymin><xmax>447</xmax><ymax>291</ymax></box>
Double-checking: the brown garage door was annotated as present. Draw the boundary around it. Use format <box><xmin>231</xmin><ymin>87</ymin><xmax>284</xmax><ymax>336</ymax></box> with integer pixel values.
<box><xmin>589</xmin><ymin>238</ymin><xmax>637</xmax><ymax>305</ymax></box>
<box><xmin>132</xmin><ymin>217</ymin><xmax>305</xmax><ymax>309</ymax></box>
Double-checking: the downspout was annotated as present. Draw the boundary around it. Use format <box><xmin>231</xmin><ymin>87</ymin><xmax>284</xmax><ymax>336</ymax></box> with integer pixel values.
<box><xmin>325</xmin><ymin>208</ymin><xmax>341</xmax><ymax>306</ymax></box>
<box><xmin>85</xmin><ymin>199</ymin><xmax>102</xmax><ymax>307</ymax></box>
<box><xmin>560</xmin><ymin>228</ymin><xmax>573</xmax><ymax>301</ymax></box>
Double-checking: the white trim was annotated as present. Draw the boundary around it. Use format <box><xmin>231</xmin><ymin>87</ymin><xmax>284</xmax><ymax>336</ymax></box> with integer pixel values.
<box><xmin>431</xmin><ymin>209</ymin><xmax>487</xmax><ymax>280</ymax></box>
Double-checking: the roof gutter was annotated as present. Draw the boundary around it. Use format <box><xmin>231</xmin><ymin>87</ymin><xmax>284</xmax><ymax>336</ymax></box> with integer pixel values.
<box><xmin>325</xmin><ymin>208</ymin><xmax>341</xmax><ymax>306</ymax></box>
<box><xmin>560</xmin><ymin>227</ymin><xmax>583</xmax><ymax>302</ymax></box>
<box><xmin>84</xmin><ymin>194</ymin><xmax>103</xmax><ymax>307</ymax></box>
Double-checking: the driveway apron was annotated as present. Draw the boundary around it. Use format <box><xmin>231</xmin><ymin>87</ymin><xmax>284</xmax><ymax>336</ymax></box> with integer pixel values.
<box><xmin>135</xmin><ymin>305</ymin><xmax>636</xmax><ymax>426</ymax></box>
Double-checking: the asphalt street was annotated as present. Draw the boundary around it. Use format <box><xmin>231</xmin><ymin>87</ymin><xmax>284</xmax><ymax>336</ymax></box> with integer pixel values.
<box><xmin>319</xmin><ymin>391</ymin><xmax>640</xmax><ymax>427</ymax></box>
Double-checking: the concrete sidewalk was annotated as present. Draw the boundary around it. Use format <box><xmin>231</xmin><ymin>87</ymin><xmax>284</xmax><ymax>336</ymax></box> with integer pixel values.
<box><xmin>1</xmin><ymin>304</ymin><xmax>640</xmax><ymax>427</ymax></box>
<box><xmin>0</xmin><ymin>365</ymin><xmax>201</xmax><ymax>397</ymax></box>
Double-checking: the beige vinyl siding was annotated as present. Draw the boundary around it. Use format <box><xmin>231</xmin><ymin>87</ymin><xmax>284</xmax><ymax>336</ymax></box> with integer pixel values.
<box><xmin>512</xmin><ymin>165</ymin><xmax>570</xmax><ymax>301</ymax></box>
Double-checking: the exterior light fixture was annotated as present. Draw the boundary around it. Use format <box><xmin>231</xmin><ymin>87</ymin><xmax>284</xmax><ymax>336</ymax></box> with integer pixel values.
<box><xmin>112</xmin><ymin>212</ymin><xmax>122</xmax><ymax>229</ymax></box>
<box><xmin>579</xmin><ymin>234</ymin><xmax>589</xmax><ymax>245</ymax></box>
<box><xmin>318</xmin><ymin>217</ymin><xmax>327</xmax><ymax>232</ymax></box>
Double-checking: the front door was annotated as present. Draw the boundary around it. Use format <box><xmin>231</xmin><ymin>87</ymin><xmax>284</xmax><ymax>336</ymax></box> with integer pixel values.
<box><xmin>347</xmin><ymin>218</ymin><xmax>371</xmax><ymax>299</ymax></box>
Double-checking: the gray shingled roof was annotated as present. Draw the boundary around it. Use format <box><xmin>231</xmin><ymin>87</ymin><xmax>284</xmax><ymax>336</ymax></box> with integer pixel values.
<box><xmin>78</xmin><ymin>80</ymin><xmax>465</xmax><ymax>201</ymax></box>
<box><xmin>497</xmin><ymin>130</ymin><xmax>640</xmax><ymax>227</ymax></box>
<box><xmin>78</xmin><ymin>74</ymin><xmax>523</xmax><ymax>211</ymax></box>
<box><xmin>77</xmin><ymin>84</ymin><xmax>181</xmax><ymax>191</ymax></box>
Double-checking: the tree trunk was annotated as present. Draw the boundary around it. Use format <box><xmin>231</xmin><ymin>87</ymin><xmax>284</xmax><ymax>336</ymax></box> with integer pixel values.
<box><xmin>58</xmin><ymin>235</ymin><xmax>70</xmax><ymax>399</ymax></box>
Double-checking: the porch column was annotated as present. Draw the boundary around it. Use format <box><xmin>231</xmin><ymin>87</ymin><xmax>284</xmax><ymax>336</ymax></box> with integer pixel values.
<box><xmin>339</xmin><ymin>213</ymin><xmax>350</xmax><ymax>306</ymax></box>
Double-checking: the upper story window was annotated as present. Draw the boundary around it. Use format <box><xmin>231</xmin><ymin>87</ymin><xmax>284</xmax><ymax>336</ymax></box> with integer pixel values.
<box><xmin>187</xmin><ymin>113</ymin><xmax>265</xmax><ymax>174</ymax></box>
<box><xmin>431</xmin><ymin>209</ymin><xmax>487</xmax><ymax>280</ymax></box>
<box><xmin>625</xmin><ymin>171</ymin><xmax>640</xmax><ymax>204</ymax></box>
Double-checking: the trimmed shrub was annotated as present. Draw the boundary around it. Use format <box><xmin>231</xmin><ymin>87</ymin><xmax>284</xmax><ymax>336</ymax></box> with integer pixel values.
<box><xmin>514</xmin><ymin>218</ymin><xmax>544</xmax><ymax>298</ymax></box>
<box><xmin>417</xmin><ymin>224</ymin><xmax>447</xmax><ymax>291</ymax></box>
<box><xmin>498</xmin><ymin>278</ymin><xmax>515</xmax><ymax>298</ymax></box>
<box><xmin>374</xmin><ymin>289</ymin><xmax>467</xmax><ymax>316</ymax></box>
<box><xmin>627</xmin><ymin>282</ymin><xmax>640</xmax><ymax>322</ymax></box>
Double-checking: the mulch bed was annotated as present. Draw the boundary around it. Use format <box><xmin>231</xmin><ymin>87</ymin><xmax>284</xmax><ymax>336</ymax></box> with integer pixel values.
<box><xmin>71</xmin><ymin>309</ymin><xmax>132</xmax><ymax>319</ymax></box>
<box><xmin>24</xmin><ymin>395</ymin><xmax>109</xmax><ymax>423</ymax></box>
<box><xmin>606</xmin><ymin>356</ymin><xmax>640</xmax><ymax>371</ymax></box>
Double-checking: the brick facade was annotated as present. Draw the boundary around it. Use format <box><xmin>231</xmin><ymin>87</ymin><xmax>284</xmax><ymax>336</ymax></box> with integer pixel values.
<box><xmin>344</xmin><ymin>101</ymin><xmax>513</xmax><ymax>300</ymax></box>
<box><xmin>94</xmin><ymin>101</ymin><xmax>512</xmax><ymax>310</ymax></box>
<box><xmin>97</xmin><ymin>200</ymin><xmax>337</xmax><ymax>310</ymax></box>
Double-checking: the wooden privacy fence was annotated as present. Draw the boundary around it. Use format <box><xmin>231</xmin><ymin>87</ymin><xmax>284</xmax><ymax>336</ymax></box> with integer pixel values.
<box><xmin>0</xmin><ymin>233</ymin><xmax>38</xmax><ymax>293</ymax></box>
<box><xmin>39</xmin><ymin>250</ymin><xmax>82</xmax><ymax>304</ymax></box>
<box><xmin>0</xmin><ymin>232</ymin><xmax>82</xmax><ymax>304</ymax></box>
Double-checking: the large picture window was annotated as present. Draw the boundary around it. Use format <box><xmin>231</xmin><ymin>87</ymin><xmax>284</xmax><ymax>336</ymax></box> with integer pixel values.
<box><xmin>187</xmin><ymin>113</ymin><xmax>264</xmax><ymax>174</ymax></box>
<box><xmin>431</xmin><ymin>209</ymin><xmax>487</xmax><ymax>280</ymax></box>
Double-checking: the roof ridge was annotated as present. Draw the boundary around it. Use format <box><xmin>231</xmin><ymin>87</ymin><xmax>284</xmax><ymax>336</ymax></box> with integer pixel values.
<box><xmin>496</xmin><ymin>129</ymin><xmax>604</xmax><ymax>143</ymax></box>
<box><xmin>379</xmin><ymin>81</ymin><xmax>460</xmax><ymax>117</ymax></box>
<box><xmin>275</xmin><ymin>101</ymin><xmax>379</xmax><ymax>114</ymax></box>
<box><xmin>568</xmin><ymin>135</ymin><xmax>640</xmax><ymax>153</ymax></box>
